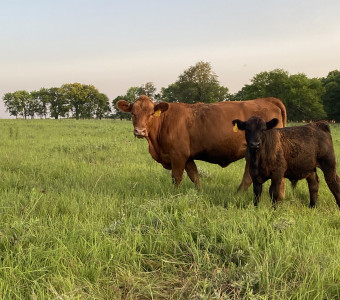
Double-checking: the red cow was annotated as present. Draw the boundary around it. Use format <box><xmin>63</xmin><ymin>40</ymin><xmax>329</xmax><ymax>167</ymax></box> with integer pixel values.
<box><xmin>117</xmin><ymin>95</ymin><xmax>287</xmax><ymax>190</ymax></box>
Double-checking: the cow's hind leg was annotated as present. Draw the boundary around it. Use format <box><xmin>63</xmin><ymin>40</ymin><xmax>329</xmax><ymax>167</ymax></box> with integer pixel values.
<box><xmin>185</xmin><ymin>160</ymin><xmax>201</xmax><ymax>188</ymax></box>
<box><xmin>306</xmin><ymin>171</ymin><xmax>319</xmax><ymax>208</ymax></box>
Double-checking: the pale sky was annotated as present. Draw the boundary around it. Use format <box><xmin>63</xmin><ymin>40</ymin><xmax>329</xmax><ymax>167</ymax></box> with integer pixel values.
<box><xmin>1</xmin><ymin>0</ymin><xmax>340</xmax><ymax>118</ymax></box>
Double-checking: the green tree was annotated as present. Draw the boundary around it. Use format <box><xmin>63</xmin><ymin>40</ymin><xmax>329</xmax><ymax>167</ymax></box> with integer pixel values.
<box><xmin>92</xmin><ymin>93</ymin><xmax>111</xmax><ymax>119</ymax></box>
<box><xmin>47</xmin><ymin>87</ymin><xmax>71</xmax><ymax>119</ymax></box>
<box><xmin>233</xmin><ymin>69</ymin><xmax>326</xmax><ymax>121</ymax></box>
<box><xmin>60</xmin><ymin>83</ymin><xmax>85</xmax><ymax>119</ymax></box>
<box><xmin>30</xmin><ymin>89</ymin><xmax>50</xmax><ymax>118</ymax></box>
<box><xmin>26</xmin><ymin>94</ymin><xmax>41</xmax><ymax>119</ymax></box>
<box><xmin>286</xmin><ymin>74</ymin><xmax>325</xmax><ymax>121</ymax></box>
<box><xmin>234</xmin><ymin>69</ymin><xmax>290</xmax><ymax>100</ymax></box>
<box><xmin>139</xmin><ymin>82</ymin><xmax>157</xmax><ymax>99</ymax></box>
<box><xmin>161</xmin><ymin>61</ymin><xmax>229</xmax><ymax>103</ymax></box>
<box><xmin>112</xmin><ymin>83</ymin><xmax>158</xmax><ymax>119</ymax></box>
<box><xmin>321</xmin><ymin>70</ymin><xmax>340</xmax><ymax>121</ymax></box>
<box><xmin>11</xmin><ymin>90</ymin><xmax>31</xmax><ymax>119</ymax></box>
<box><xmin>60</xmin><ymin>83</ymin><xmax>108</xmax><ymax>119</ymax></box>
<box><xmin>3</xmin><ymin>92</ymin><xmax>21</xmax><ymax>118</ymax></box>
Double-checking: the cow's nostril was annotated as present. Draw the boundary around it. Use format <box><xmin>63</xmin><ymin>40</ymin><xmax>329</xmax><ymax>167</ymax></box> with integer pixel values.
<box><xmin>250</xmin><ymin>142</ymin><xmax>260</xmax><ymax>149</ymax></box>
<box><xmin>134</xmin><ymin>128</ymin><xmax>147</xmax><ymax>137</ymax></box>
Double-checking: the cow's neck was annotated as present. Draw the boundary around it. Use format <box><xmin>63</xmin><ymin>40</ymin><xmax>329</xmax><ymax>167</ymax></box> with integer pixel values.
<box><xmin>145</xmin><ymin>116</ymin><xmax>163</xmax><ymax>162</ymax></box>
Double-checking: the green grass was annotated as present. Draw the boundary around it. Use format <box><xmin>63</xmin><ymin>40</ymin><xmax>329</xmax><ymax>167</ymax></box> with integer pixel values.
<box><xmin>0</xmin><ymin>119</ymin><xmax>339</xmax><ymax>299</ymax></box>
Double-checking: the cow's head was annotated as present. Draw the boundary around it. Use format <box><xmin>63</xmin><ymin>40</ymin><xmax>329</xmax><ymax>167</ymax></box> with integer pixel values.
<box><xmin>116</xmin><ymin>95</ymin><xmax>169</xmax><ymax>138</ymax></box>
<box><xmin>232</xmin><ymin>116</ymin><xmax>278</xmax><ymax>151</ymax></box>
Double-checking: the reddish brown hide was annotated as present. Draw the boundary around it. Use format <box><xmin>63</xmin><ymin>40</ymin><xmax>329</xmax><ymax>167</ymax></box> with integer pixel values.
<box><xmin>117</xmin><ymin>95</ymin><xmax>286</xmax><ymax>190</ymax></box>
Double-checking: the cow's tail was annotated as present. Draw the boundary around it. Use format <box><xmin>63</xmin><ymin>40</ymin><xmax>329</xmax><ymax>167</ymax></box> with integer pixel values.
<box><xmin>267</xmin><ymin>97</ymin><xmax>287</xmax><ymax>127</ymax></box>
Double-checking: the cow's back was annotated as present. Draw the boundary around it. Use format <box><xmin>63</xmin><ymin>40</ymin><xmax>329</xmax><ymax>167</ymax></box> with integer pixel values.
<box><xmin>266</xmin><ymin>122</ymin><xmax>334</xmax><ymax>178</ymax></box>
<box><xmin>157</xmin><ymin>98</ymin><xmax>286</xmax><ymax>167</ymax></box>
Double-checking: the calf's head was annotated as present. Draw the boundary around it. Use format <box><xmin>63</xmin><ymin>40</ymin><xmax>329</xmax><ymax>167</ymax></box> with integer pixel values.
<box><xmin>232</xmin><ymin>116</ymin><xmax>278</xmax><ymax>151</ymax></box>
<box><xmin>116</xmin><ymin>95</ymin><xmax>169</xmax><ymax>138</ymax></box>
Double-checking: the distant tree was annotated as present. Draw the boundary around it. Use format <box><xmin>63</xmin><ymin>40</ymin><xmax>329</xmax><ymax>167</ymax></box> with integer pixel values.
<box><xmin>60</xmin><ymin>83</ymin><xmax>84</xmax><ymax>119</ymax></box>
<box><xmin>139</xmin><ymin>82</ymin><xmax>157</xmax><ymax>99</ymax></box>
<box><xmin>161</xmin><ymin>61</ymin><xmax>229</xmax><ymax>103</ymax></box>
<box><xmin>125</xmin><ymin>87</ymin><xmax>142</xmax><ymax>103</ymax></box>
<box><xmin>112</xmin><ymin>83</ymin><xmax>159</xmax><ymax>119</ymax></box>
<box><xmin>160</xmin><ymin>83</ymin><xmax>180</xmax><ymax>102</ymax></box>
<box><xmin>3</xmin><ymin>84</ymin><xmax>110</xmax><ymax>119</ymax></box>
<box><xmin>25</xmin><ymin>94</ymin><xmax>41</xmax><ymax>119</ymax></box>
<box><xmin>60</xmin><ymin>83</ymin><xmax>108</xmax><ymax>119</ymax></box>
<box><xmin>47</xmin><ymin>87</ymin><xmax>70</xmax><ymax>119</ymax></box>
<box><xmin>235</xmin><ymin>69</ymin><xmax>290</xmax><ymax>100</ymax></box>
<box><xmin>233</xmin><ymin>69</ymin><xmax>326</xmax><ymax>121</ymax></box>
<box><xmin>321</xmin><ymin>70</ymin><xmax>340</xmax><ymax>121</ymax></box>
<box><xmin>3</xmin><ymin>92</ymin><xmax>21</xmax><ymax>118</ymax></box>
<box><xmin>286</xmin><ymin>74</ymin><xmax>325</xmax><ymax>121</ymax></box>
<box><xmin>30</xmin><ymin>89</ymin><xmax>50</xmax><ymax>118</ymax></box>
<box><xmin>94</xmin><ymin>93</ymin><xmax>111</xmax><ymax>119</ymax></box>
<box><xmin>11</xmin><ymin>90</ymin><xmax>31</xmax><ymax>119</ymax></box>
<box><xmin>78</xmin><ymin>84</ymin><xmax>100</xmax><ymax>119</ymax></box>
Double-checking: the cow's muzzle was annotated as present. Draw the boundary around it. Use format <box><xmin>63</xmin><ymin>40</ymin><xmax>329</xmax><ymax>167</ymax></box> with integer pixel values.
<box><xmin>249</xmin><ymin>142</ymin><xmax>260</xmax><ymax>150</ymax></box>
<box><xmin>134</xmin><ymin>127</ymin><xmax>148</xmax><ymax>138</ymax></box>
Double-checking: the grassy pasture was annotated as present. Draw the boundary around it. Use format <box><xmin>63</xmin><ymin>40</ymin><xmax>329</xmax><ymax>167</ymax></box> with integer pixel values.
<box><xmin>0</xmin><ymin>119</ymin><xmax>339</xmax><ymax>299</ymax></box>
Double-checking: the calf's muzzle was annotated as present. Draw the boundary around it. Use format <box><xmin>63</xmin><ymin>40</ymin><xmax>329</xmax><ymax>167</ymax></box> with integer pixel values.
<box><xmin>249</xmin><ymin>141</ymin><xmax>260</xmax><ymax>150</ymax></box>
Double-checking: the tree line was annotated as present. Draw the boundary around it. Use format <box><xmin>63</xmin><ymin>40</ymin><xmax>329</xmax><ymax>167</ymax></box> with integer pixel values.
<box><xmin>3</xmin><ymin>62</ymin><xmax>340</xmax><ymax>121</ymax></box>
<box><xmin>3</xmin><ymin>83</ymin><xmax>111</xmax><ymax>119</ymax></box>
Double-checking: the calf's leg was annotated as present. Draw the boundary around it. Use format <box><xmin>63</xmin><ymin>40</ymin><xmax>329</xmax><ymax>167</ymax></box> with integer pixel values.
<box><xmin>319</xmin><ymin>158</ymin><xmax>340</xmax><ymax>209</ymax></box>
<box><xmin>253</xmin><ymin>179</ymin><xmax>262</xmax><ymax>206</ymax></box>
<box><xmin>306</xmin><ymin>171</ymin><xmax>319</xmax><ymax>208</ymax></box>
<box><xmin>323</xmin><ymin>170</ymin><xmax>340</xmax><ymax>209</ymax></box>
<box><xmin>269</xmin><ymin>177</ymin><xmax>283</xmax><ymax>208</ymax></box>
<box><xmin>185</xmin><ymin>160</ymin><xmax>201</xmax><ymax>189</ymax></box>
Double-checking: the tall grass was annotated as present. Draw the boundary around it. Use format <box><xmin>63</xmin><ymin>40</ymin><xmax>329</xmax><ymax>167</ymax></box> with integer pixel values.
<box><xmin>0</xmin><ymin>119</ymin><xmax>339</xmax><ymax>299</ymax></box>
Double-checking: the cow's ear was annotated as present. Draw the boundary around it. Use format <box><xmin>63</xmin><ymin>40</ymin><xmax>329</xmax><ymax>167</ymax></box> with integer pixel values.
<box><xmin>232</xmin><ymin>119</ymin><xmax>246</xmax><ymax>131</ymax></box>
<box><xmin>154</xmin><ymin>102</ymin><xmax>169</xmax><ymax>116</ymax></box>
<box><xmin>117</xmin><ymin>100</ymin><xmax>133</xmax><ymax>113</ymax></box>
<box><xmin>266</xmin><ymin>118</ymin><xmax>279</xmax><ymax>130</ymax></box>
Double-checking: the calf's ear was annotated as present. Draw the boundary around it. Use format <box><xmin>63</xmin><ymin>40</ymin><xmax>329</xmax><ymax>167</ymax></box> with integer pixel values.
<box><xmin>232</xmin><ymin>119</ymin><xmax>246</xmax><ymax>131</ymax></box>
<box><xmin>117</xmin><ymin>100</ymin><xmax>133</xmax><ymax>113</ymax></box>
<box><xmin>154</xmin><ymin>102</ymin><xmax>169</xmax><ymax>116</ymax></box>
<box><xmin>266</xmin><ymin>118</ymin><xmax>279</xmax><ymax>130</ymax></box>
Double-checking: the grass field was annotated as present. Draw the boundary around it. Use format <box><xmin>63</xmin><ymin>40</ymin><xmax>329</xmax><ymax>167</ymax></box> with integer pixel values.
<box><xmin>0</xmin><ymin>119</ymin><xmax>339</xmax><ymax>299</ymax></box>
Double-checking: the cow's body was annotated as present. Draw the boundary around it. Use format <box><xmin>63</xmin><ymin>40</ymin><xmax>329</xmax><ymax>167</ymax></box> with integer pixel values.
<box><xmin>117</xmin><ymin>96</ymin><xmax>286</xmax><ymax>189</ymax></box>
<box><xmin>232</xmin><ymin>116</ymin><xmax>340</xmax><ymax>208</ymax></box>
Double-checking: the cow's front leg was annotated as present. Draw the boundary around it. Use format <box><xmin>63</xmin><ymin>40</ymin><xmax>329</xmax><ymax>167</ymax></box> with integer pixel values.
<box><xmin>237</xmin><ymin>159</ymin><xmax>252</xmax><ymax>192</ymax></box>
<box><xmin>171</xmin><ymin>158</ymin><xmax>186</xmax><ymax>188</ymax></box>
<box><xmin>253</xmin><ymin>179</ymin><xmax>262</xmax><ymax>206</ymax></box>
